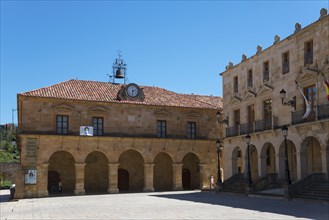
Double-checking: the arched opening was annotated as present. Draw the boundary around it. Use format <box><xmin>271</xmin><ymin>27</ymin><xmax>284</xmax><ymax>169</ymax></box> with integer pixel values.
<box><xmin>232</xmin><ymin>147</ymin><xmax>243</xmax><ymax>175</ymax></box>
<box><xmin>153</xmin><ymin>152</ymin><xmax>173</xmax><ymax>191</ymax></box>
<box><xmin>118</xmin><ymin>149</ymin><xmax>144</xmax><ymax>192</ymax></box>
<box><xmin>260</xmin><ymin>143</ymin><xmax>276</xmax><ymax>177</ymax></box>
<box><xmin>182</xmin><ymin>169</ymin><xmax>191</xmax><ymax>190</ymax></box>
<box><xmin>84</xmin><ymin>151</ymin><xmax>109</xmax><ymax>194</ymax></box>
<box><xmin>300</xmin><ymin>137</ymin><xmax>322</xmax><ymax>178</ymax></box>
<box><xmin>279</xmin><ymin>140</ymin><xmax>297</xmax><ymax>183</ymax></box>
<box><xmin>48</xmin><ymin>151</ymin><xmax>75</xmax><ymax>194</ymax></box>
<box><xmin>182</xmin><ymin>153</ymin><xmax>200</xmax><ymax>190</ymax></box>
<box><xmin>118</xmin><ymin>169</ymin><xmax>129</xmax><ymax>191</ymax></box>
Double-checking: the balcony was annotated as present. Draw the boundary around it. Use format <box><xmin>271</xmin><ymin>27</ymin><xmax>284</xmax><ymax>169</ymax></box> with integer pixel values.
<box><xmin>225</xmin><ymin>117</ymin><xmax>277</xmax><ymax>138</ymax></box>
<box><xmin>292</xmin><ymin>103</ymin><xmax>329</xmax><ymax>125</ymax></box>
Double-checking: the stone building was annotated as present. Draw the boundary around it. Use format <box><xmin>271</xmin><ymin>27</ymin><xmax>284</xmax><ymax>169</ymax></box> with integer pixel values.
<box><xmin>220</xmin><ymin>8</ymin><xmax>329</xmax><ymax>196</ymax></box>
<box><xmin>14</xmin><ymin>79</ymin><xmax>223</xmax><ymax>198</ymax></box>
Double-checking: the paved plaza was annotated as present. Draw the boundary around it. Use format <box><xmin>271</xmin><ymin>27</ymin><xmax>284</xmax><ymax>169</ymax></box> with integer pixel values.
<box><xmin>0</xmin><ymin>189</ymin><xmax>328</xmax><ymax>220</ymax></box>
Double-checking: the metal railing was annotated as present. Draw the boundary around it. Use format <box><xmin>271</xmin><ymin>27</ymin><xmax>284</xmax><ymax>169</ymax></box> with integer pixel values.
<box><xmin>226</xmin><ymin>117</ymin><xmax>277</xmax><ymax>138</ymax></box>
<box><xmin>292</xmin><ymin>104</ymin><xmax>329</xmax><ymax>125</ymax></box>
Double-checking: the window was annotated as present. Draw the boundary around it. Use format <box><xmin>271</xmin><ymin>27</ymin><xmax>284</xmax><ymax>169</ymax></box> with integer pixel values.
<box><xmin>304</xmin><ymin>85</ymin><xmax>316</xmax><ymax>105</ymax></box>
<box><xmin>304</xmin><ymin>40</ymin><xmax>313</xmax><ymax>66</ymax></box>
<box><xmin>157</xmin><ymin>120</ymin><xmax>166</xmax><ymax>138</ymax></box>
<box><xmin>263</xmin><ymin>100</ymin><xmax>272</xmax><ymax>129</ymax></box>
<box><xmin>304</xmin><ymin>85</ymin><xmax>316</xmax><ymax>114</ymax></box>
<box><xmin>56</xmin><ymin>115</ymin><xmax>68</xmax><ymax>134</ymax></box>
<box><xmin>92</xmin><ymin>117</ymin><xmax>103</xmax><ymax>136</ymax></box>
<box><xmin>282</xmin><ymin>51</ymin><xmax>290</xmax><ymax>74</ymax></box>
<box><xmin>263</xmin><ymin>61</ymin><xmax>269</xmax><ymax>82</ymax></box>
<box><xmin>247</xmin><ymin>105</ymin><xmax>255</xmax><ymax>132</ymax></box>
<box><xmin>187</xmin><ymin>122</ymin><xmax>196</xmax><ymax>139</ymax></box>
<box><xmin>247</xmin><ymin>69</ymin><xmax>253</xmax><ymax>88</ymax></box>
<box><xmin>233</xmin><ymin>76</ymin><xmax>238</xmax><ymax>94</ymax></box>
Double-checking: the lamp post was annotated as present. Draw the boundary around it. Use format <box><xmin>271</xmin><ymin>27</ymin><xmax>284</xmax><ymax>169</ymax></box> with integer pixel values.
<box><xmin>246</xmin><ymin>134</ymin><xmax>252</xmax><ymax>186</ymax></box>
<box><xmin>216</xmin><ymin>139</ymin><xmax>223</xmax><ymax>191</ymax></box>
<box><xmin>281</xmin><ymin>125</ymin><xmax>292</xmax><ymax>185</ymax></box>
<box><xmin>279</xmin><ymin>89</ymin><xmax>296</xmax><ymax>110</ymax></box>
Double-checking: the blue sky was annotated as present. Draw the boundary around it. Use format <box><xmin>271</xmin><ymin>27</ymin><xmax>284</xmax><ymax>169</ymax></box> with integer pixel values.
<box><xmin>1</xmin><ymin>0</ymin><xmax>328</xmax><ymax>124</ymax></box>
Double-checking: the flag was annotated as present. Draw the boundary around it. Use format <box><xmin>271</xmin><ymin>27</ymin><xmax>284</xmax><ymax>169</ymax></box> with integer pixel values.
<box><xmin>295</xmin><ymin>81</ymin><xmax>311</xmax><ymax>118</ymax></box>
<box><xmin>324</xmin><ymin>79</ymin><xmax>329</xmax><ymax>101</ymax></box>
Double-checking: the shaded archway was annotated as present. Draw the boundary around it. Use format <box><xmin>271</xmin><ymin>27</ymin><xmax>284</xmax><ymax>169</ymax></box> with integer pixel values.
<box><xmin>182</xmin><ymin>153</ymin><xmax>200</xmax><ymax>190</ymax></box>
<box><xmin>279</xmin><ymin>140</ymin><xmax>297</xmax><ymax>182</ymax></box>
<box><xmin>48</xmin><ymin>151</ymin><xmax>75</xmax><ymax>194</ymax></box>
<box><xmin>260</xmin><ymin>143</ymin><xmax>276</xmax><ymax>177</ymax></box>
<box><xmin>300</xmin><ymin>137</ymin><xmax>322</xmax><ymax>178</ymax></box>
<box><xmin>153</xmin><ymin>152</ymin><xmax>173</xmax><ymax>191</ymax></box>
<box><xmin>118</xmin><ymin>169</ymin><xmax>129</xmax><ymax>191</ymax></box>
<box><xmin>118</xmin><ymin>149</ymin><xmax>144</xmax><ymax>192</ymax></box>
<box><xmin>232</xmin><ymin>147</ymin><xmax>243</xmax><ymax>175</ymax></box>
<box><xmin>245</xmin><ymin>145</ymin><xmax>258</xmax><ymax>181</ymax></box>
<box><xmin>84</xmin><ymin>151</ymin><xmax>109</xmax><ymax>194</ymax></box>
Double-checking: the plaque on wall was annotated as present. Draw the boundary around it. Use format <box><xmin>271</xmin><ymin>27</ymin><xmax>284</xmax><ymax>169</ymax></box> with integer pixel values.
<box><xmin>80</xmin><ymin>126</ymin><xmax>93</xmax><ymax>136</ymax></box>
<box><xmin>25</xmin><ymin>169</ymin><xmax>37</xmax><ymax>184</ymax></box>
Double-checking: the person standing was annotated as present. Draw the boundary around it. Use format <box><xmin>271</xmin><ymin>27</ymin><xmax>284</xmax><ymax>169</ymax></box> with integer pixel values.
<box><xmin>58</xmin><ymin>179</ymin><xmax>62</xmax><ymax>192</ymax></box>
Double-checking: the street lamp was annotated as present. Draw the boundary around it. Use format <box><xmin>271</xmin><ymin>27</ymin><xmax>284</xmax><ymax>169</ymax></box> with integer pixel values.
<box><xmin>216</xmin><ymin>111</ymin><xmax>229</xmax><ymax>126</ymax></box>
<box><xmin>281</xmin><ymin>125</ymin><xmax>292</xmax><ymax>185</ymax></box>
<box><xmin>216</xmin><ymin>139</ymin><xmax>223</xmax><ymax>190</ymax></box>
<box><xmin>245</xmin><ymin>134</ymin><xmax>252</xmax><ymax>186</ymax></box>
<box><xmin>279</xmin><ymin>89</ymin><xmax>296</xmax><ymax>110</ymax></box>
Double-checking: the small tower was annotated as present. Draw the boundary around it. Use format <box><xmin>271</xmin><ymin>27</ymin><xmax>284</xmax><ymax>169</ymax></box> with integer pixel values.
<box><xmin>110</xmin><ymin>50</ymin><xmax>127</xmax><ymax>84</ymax></box>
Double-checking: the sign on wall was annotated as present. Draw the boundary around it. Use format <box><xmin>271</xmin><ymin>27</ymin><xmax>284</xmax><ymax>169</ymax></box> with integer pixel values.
<box><xmin>80</xmin><ymin>126</ymin><xmax>93</xmax><ymax>136</ymax></box>
<box><xmin>25</xmin><ymin>169</ymin><xmax>37</xmax><ymax>184</ymax></box>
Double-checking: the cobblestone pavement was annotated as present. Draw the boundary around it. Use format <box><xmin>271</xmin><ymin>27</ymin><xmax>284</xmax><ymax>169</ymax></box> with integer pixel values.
<box><xmin>1</xmin><ymin>189</ymin><xmax>328</xmax><ymax>220</ymax></box>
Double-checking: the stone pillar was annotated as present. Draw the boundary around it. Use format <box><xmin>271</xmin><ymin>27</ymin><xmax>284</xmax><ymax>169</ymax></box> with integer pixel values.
<box><xmin>143</xmin><ymin>163</ymin><xmax>154</xmax><ymax>192</ymax></box>
<box><xmin>320</xmin><ymin>145</ymin><xmax>328</xmax><ymax>178</ymax></box>
<box><xmin>108</xmin><ymin>163</ymin><xmax>119</xmax><ymax>193</ymax></box>
<box><xmin>295</xmin><ymin>150</ymin><xmax>302</xmax><ymax>181</ymax></box>
<box><xmin>74</xmin><ymin>163</ymin><xmax>86</xmax><ymax>195</ymax></box>
<box><xmin>199</xmin><ymin>163</ymin><xmax>207</xmax><ymax>190</ymax></box>
<box><xmin>37</xmin><ymin>163</ymin><xmax>49</xmax><ymax>197</ymax></box>
<box><xmin>172</xmin><ymin>163</ymin><xmax>183</xmax><ymax>190</ymax></box>
<box><xmin>259</xmin><ymin>156</ymin><xmax>266</xmax><ymax>177</ymax></box>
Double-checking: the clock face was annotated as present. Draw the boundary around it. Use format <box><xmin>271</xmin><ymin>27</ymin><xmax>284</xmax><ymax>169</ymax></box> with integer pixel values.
<box><xmin>126</xmin><ymin>84</ymin><xmax>139</xmax><ymax>97</ymax></box>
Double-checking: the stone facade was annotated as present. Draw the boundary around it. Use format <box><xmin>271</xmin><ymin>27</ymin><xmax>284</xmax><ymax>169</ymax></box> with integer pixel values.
<box><xmin>220</xmin><ymin>9</ymin><xmax>329</xmax><ymax>183</ymax></box>
<box><xmin>15</xmin><ymin>80</ymin><xmax>223</xmax><ymax>198</ymax></box>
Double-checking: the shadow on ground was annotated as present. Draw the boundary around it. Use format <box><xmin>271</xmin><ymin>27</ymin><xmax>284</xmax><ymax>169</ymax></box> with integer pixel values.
<box><xmin>151</xmin><ymin>191</ymin><xmax>329</xmax><ymax>220</ymax></box>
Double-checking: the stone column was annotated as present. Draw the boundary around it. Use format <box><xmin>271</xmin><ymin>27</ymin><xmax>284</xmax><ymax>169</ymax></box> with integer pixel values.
<box><xmin>37</xmin><ymin>163</ymin><xmax>49</xmax><ymax>197</ymax></box>
<box><xmin>295</xmin><ymin>150</ymin><xmax>302</xmax><ymax>181</ymax></box>
<box><xmin>108</xmin><ymin>163</ymin><xmax>119</xmax><ymax>193</ymax></box>
<box><xmin>172</xmin><ymin>163</ymin><xmax>183</xmax><ymax>190</ymax></box>
<box><xmin>143</xmin><ymin>163</ymin><xmax>154</xmax><ymax>192</ymax></box>
<box><xmin>259</xmin><ymin>155</ymin><xmax>266</xmax><ymax>178</ymax></box>
<box><xmin>320</xmin><ymin>145</ymin><xmax>328</xmax><ymax>178</ymax></box>
<box><xmin>199</xmin><ymin>163</ymin><xmax>208</xmax><ymax>190</ymax></box>
<box><xmin>74</xmin><ymin>163</ymin><xmax>86</xmax><ymax>195</ymax></box>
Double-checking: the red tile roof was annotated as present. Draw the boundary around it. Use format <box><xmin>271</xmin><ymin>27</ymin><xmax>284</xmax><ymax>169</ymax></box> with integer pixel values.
<box><xmin>19</xmin><ymin>79</ymin><xmax>223</xmax><ymax>110</ymax></box>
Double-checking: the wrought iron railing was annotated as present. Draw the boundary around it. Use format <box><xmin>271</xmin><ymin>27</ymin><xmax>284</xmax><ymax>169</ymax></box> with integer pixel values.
<box><xmin>292</xmin><ymin>104</ymin><xmax>329</xmax><ymax>125</ymax></box>
<box><xmin>240</xmin><ymin>123</ymin><xmax>253</xmax><ymax>135</ymax></box>
<box><xmin>226</xmin><ymin>117</ymin><xmax>277</xmax><ymax>138</ymax></box>
<box><xmin>254</xmin><ymin>118</ymin><xmax>272</xmax><ymax>132</ymax></box>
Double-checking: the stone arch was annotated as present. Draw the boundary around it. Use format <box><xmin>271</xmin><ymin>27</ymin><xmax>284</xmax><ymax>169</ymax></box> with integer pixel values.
<box><xmin>153</xmin><ymin>152</ymin><xmax>173</xmax><ymax>191</ymax></box>
<box><xmin>279</xmin><ymin>139</ymin><xmax>297</xmax><ymax>183</ymax></box>
<box><xmin>84</xmin><ymin>151</ymin><xmax>109</xmax><ymax>194</ymax></box>
<box><xmin>48</xmin><ymin>151</ymin><xmax>75</xmax><ymax>194</ymax></box>
<box><xmin>182</xmin><ymin>153</ymin><xmax>200</xmax><ymax>190</ymax></box>
<box><xmin>300</xmin><ymin>136</ymin><xmax>322</xmax><ymax>178</ymax></box>
<box><xmin>244</xmin><ymin>144</ymin><xmax>258</xmax><ymax>181</ymax></box>
<box><xmin>232</xmin><ymin>146</ymin><xmax>243</xmax><ymax>175</ymax></box>
<box><xmin>118</xmin><ymin>149</ymin><xmax>144</xmax><ymax>192</ymax></box>
<box><xmin>260</xmin><ymin>142</ymin><xmax>276</xmax><ymax>177</ymax></box>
